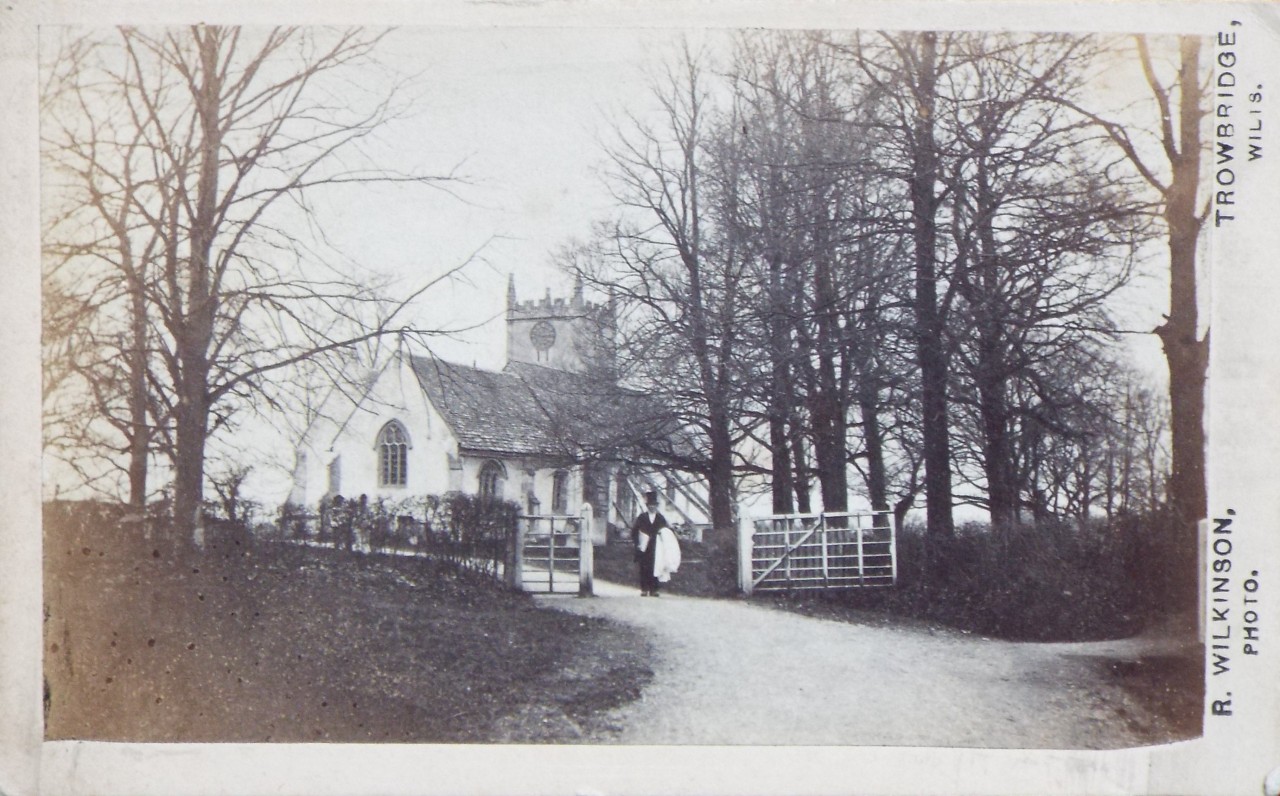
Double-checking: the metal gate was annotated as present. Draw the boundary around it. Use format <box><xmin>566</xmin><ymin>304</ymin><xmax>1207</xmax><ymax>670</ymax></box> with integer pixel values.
<box><xmin>738</xmin><ymin>509</ymin><xmax>896</xmax><ymax>594</ymax></box>
<box><xmin>507</xmin><ymin>504</ymin><xmax>594</xmax><ymax>595</ymax></box>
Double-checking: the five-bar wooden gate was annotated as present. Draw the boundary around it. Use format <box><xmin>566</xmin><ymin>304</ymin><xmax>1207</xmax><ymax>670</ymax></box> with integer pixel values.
<box><xmin>738</xmin><ymin>509</ymin><xmax>896</xmax><ymax>594</ymax></box>
<box><xmin>507</xmin><ymin>504</ymin><xmax>594</xmax><ymax>596</ymax></box>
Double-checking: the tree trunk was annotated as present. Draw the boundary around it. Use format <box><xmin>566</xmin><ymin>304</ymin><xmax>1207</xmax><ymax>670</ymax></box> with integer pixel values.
<box><xmin>908</xmin><ymin>32</ymin><xmax>955</xmax><ymax>541</ymax></box>
<box><xmin>789</xmin><ymin>412</ymin><xmax>813</xmax><ymax>513</ymax></box>
<box><xmin>767</xmin><ymin>252</ymin><xmax>795</xmax><ymax>515</ymax></box>
<box><xmin>972</xmin><ymin>304</ymin><xmax>1017</xmax><ymax>528</ymax></box>
<box><xmin>978</xmin><ymin>378</ymin><xmax>1017</xmax><ymax>528</ymax></box>
<box><xmin>860</xmin><ymin>392</ymin><xmax>889</xmax><ymax>511</ymax></box>
<box><xmin>1161</xmin><ymin>324</ymin><xmax>1207</xmax><ymax>506</ymax></box>
<box><xmin>706</xmin><ymin>404</ymin><xmax>737</xmax><ymax>548</ymax></box>
<box><xmin>970</xmin><ymin>154</ymin><xmax>1019</xmax><ymax>530</ymax></box>
<box><xmin>784</xmin><ymin>245</ymin><xmax>812</xmax><ymax>516</ymax></box>
<box><xmin>1078</xmin><ymin>454</ymin><xmax>1094</xmax><ymax>527</ymax></box>
<box><xmin>893</xmin><ymin>496</ymin><xmax>913</xmax><ymax>534</ymax></box>
<box><xmin>172</xmin><ymin>387</ymin><xmax>209</xmax><ymax>543</ymax></box>
<box><xmin>810</xmin><ymin>378</ymin><xmax>847</xmax><ymax>515</ymax></box>
<box><xmin>1159</xmin><ymin>36</ymin><xmax>1208</xmax><ymax>536</ymax></box>
<box><xmin>768</xmin><ymin>410</ymin><xmax>794</xmax><ymax>514</ymax></box>
<box><xmin>127</xmin><ymin>252</ymin><xmax>149</xmax><ymax>514</ymax></box>
<box><xmin>173</xmin><ymin>29</ymin><xmax>225</xmax><ymax>546</ymax></box>
<box><xmin>1119</xmin><ymin>390</ymin><xmax>1134</xmax><ymax>515</ymax></box>
<box><xmin>855</xmin><ymin>284</ymin><xmax>889</xmax><ymax>514</ymax></box>
<box><xmin>1103</xmin><ymin>446</ymin><xmax>1116</xmax><ymax>521</ymax></box>
<box><xmin>808</xmin><ymin>202</ymin><xmax>848</xmax><ymax>517</ymax></box>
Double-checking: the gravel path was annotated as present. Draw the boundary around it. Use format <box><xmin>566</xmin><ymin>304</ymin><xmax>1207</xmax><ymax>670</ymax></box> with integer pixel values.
<box><xmin>537</xmin><ymin>580</ymin><xmax>1187</xmax><ymax>748</ymax></box>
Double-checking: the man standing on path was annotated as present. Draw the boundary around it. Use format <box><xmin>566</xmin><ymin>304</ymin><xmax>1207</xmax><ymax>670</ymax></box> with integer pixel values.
<box><xmin>632</xmin><ymin>491</ymin><xmax>667</xmax><ymax>596</ymax></box>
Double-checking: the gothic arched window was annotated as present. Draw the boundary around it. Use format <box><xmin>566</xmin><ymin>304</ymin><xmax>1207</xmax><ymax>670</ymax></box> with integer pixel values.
<box><xmin>552</xmin><ymin>469</ymin><xmax>570</xmax><ymax>514</ymax></box>
<box><xmin>478</xmin><ymin>460</ymin><xmax>505</xmax><ymax>502</ymax></box>
<box><xmin>377</xmin><ymin>422</ymin><xmax>410</xmax><ymax>487</ymax></box>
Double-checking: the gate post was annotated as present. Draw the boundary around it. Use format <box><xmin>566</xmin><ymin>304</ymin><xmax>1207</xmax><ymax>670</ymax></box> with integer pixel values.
<box><xmin>507</xmin><ymin>516</ymin><xmax>525</xmax><ymax>591</ymax></box>
<box><xmin>579</xmin><ymin>503</ymin><xmax>594</xmax><ymax>597</ymax></box>
<box><xmin>737</xmin><ymin>515</ymin><xmax>754</xmax><ymax>595</ymax></box>
<box><xmin>884</xmin><ymin>508</ymin><xmax>898</xmax><ymax>585</ymax></box>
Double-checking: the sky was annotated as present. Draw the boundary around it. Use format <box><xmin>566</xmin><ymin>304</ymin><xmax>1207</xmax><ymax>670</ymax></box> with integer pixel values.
<box><xmin>310</xmin><ymin>26</ymin><xmax>705</xmax><ymax>369</ymax></box>
<box><xmin>311</xmin><ymin>26</ymin><xmax>1181</xmax><ymax>369</ymax></box>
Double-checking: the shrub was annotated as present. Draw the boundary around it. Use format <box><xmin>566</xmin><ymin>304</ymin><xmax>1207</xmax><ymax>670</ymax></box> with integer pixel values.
<box><xmin>44</xmin><ymin>499</ymin><xmax>133</xmax><ymax>556</ymax></box>
<box><xmin>828</xmin><ymin>511</ymin><xmax>1189</xmax><ymax>641</ymax></box>
<box><xmin>278</xmin><ymin>501</ymin><xmax>318</xmax><ymax>540</ymax></box>
<box><xmin>284</xmin><ymin>492</ymin><xmax>521</xmax><ymax>581</ymax></box>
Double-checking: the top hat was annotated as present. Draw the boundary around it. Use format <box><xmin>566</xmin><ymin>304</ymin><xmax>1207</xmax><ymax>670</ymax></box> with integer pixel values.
<box><xmin>644</xmin><ymin>491</ymin><xmax>659</xmax><ymax>506</ymax></box>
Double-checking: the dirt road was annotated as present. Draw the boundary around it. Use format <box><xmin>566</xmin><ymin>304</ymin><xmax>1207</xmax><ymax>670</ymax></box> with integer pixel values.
<box><xmin>537</xmin><ymin>580</ymin><xmax>1192</xmax><ymax>748</ymax></box>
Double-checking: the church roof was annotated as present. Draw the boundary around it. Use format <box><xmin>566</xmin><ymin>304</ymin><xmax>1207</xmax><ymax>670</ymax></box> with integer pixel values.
<box><xmin>410</xmin><ymin>357</ymin><xmax>567</xmax><ymax>457</ymax></box>
<box><xmin>409</xmin><ymin>356</ymin><xmax>676</xmax><ymax>460</ymax></box>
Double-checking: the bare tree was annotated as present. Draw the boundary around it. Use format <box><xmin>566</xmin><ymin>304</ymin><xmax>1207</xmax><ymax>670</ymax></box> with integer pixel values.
<box><xmin>1137</xmin><ymin>36</ymin><xmax>1208</xmax><ymax>535</ymax></box>
<box><xmin>42</xmin><ymin>26</ymin><xmax>463</xmax><ymax>542</ymax></box>
<box><xmin>725</xmin><ymin>32</ymin><xmax>919</xmax><ymax>520</ymax></box>
<box><xmin>43</xmin><ymin>32</ymin><xmax>168</xmax><ymax>509</ymax></box>
<box><xmin>939</xmin><ymin>33</ymin><xmax>1151</xmax><ymax>528</ymax></box>
<box><xmin>841</xmin><ymin>31</ymin><xmax>963</xmax><ymax>543</ymax></box>
<box><xmin>557</xmin><ymin>30</ymin><xmax>1175</xmax><ymax>560</ymax></box>
<box><xmin>209</xmin><ymin>463</ymin><xmax>255</xmax><ymax>526</ymax></box>
<box><xmin>719</xmin><ymin>34</ymin><xmax>805</xmax><ymax>514</ymax></box>
<box><xmin>572</xmin><ymin>44</ymin><xmax>746</xmax><ymax>546</ymax></box>
<box><xmin>1096</xmin><ymin>374</ymin><xmax>1170</xmax><ymax>518</ymax></box>
<box><xmin>1057</xmin><ymin>35</ymin><xmax>1209</xmax><ymax>538</ymax></box>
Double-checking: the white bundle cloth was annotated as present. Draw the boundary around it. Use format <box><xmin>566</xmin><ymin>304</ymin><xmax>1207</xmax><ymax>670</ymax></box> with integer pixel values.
<box><xmin>653</xmin><ymin>527</ymin><xmax>682</xmax><ymax>583</ymax></box>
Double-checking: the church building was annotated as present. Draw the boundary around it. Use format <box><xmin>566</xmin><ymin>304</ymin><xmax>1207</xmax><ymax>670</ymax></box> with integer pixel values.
<box><xmin>287</xmin><ymin>277</ymin><xmax>711</xmax><ymax>540</ymax></box>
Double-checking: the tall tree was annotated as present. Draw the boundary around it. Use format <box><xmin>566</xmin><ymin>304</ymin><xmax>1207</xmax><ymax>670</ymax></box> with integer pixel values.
<box><xmin>1145</xmin><ymin>36</ymin><xmax>1209</xmax><ymax>533</ymax></box>
<box><xmin>42</xmin><ymin>26</ymin><xmax>460</xmax><ymax>542</ymax></box>
<box><xmin>727</xmin><ymin>32</ymin><xmax>909</xmax><ymax>519</ymax></box>
<box><xmin>723</xmin><ymin>37</ymin><xmax>803</xmax><ymax>515</ymax></box>
<box><xmin>1059</xmin><ymin>35</ymin><xmax>1208</xmax><ymax>535</ymax></box>
<box><xmin>843</xmin><ymin>31</ymin><xmax>958</xmax><ymax>541</ymax></box>
<box><xmin>43</xmin><ymin>32</ymin><xmax>168</xmax><ymax>509</ymax></box>
<box><xmin>940</xmin><ymin>33</ymin><xmax>1149</xmax><ymax>528</ymax></box>
<box><xmin>575</xmin><ymin>45</ymin><xmax>745</xmax><ymax>545</ymax></box>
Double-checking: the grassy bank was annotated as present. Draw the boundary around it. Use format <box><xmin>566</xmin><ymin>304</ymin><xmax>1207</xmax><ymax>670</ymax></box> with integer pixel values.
<box><xmin>44</xmin><ymin>504</ymin><xmax>653</xmax><ymax>743</ymax></box>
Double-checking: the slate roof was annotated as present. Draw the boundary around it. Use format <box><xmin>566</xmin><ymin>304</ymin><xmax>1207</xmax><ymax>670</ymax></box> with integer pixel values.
<box><xmin>408</xmin><ymin>356</ymin><xmax>677</xmax><ymax>460</ymax></box>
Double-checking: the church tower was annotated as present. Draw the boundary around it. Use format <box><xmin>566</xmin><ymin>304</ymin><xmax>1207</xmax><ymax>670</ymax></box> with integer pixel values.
<box><xmin>506</xmin><ymin>275</ymin><xmax>614</xmax><ymax>374</ymax></box>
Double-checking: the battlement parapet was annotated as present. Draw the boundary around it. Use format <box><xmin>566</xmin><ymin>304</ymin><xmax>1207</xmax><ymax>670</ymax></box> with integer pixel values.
<box><xmin>510</xmin><ymin>296</ymin><xmax>604</xmax><ymax>315</ymax></box>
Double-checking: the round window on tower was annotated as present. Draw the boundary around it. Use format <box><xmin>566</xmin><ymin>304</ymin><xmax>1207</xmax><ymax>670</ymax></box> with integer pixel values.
<box><xmin>530</xmin><ymin>320</ymin><xmax>557</xmax><ymax>352</ymax></box>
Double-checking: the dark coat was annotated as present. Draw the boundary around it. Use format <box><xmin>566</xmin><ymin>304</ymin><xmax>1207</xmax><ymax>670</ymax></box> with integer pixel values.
<box><xmin>632</xmin><ymin>510</ymin><xmax>669</xmax><ymax>555</ymax></box>
<box><xmin>632</xmin><ymin>511</ymin><xmax>668</xmax><ymax>590</ymax></box>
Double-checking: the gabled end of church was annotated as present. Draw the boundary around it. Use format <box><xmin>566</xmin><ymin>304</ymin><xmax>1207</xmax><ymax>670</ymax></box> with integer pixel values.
<box><xmin>289</xmin><ymin>279</ymin><xmax>708</xmax><ymax>544</ymax></box>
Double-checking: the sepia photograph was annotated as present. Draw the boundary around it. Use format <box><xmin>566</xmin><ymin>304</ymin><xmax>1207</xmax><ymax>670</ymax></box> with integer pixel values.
<box><xmin>5</xmin><ymin>1</ymin><xmax>1280</xmax><ymax>794</ymax></box>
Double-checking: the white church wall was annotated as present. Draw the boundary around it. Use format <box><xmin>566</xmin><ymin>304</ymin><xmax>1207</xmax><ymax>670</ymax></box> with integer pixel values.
<box><xmin>457</xmin><ymin>454</ymin><xmax>583</xmax><ymax>518</ymax></box>
<box><xmin>288</xmin><ymin>389</ymin><xmax>350</xmax><ymax>508</ymax></box>
<box><xmin>292</xmin><ymin>356</ymin><xmax>460</xmax><ymax>509</ymax></box>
